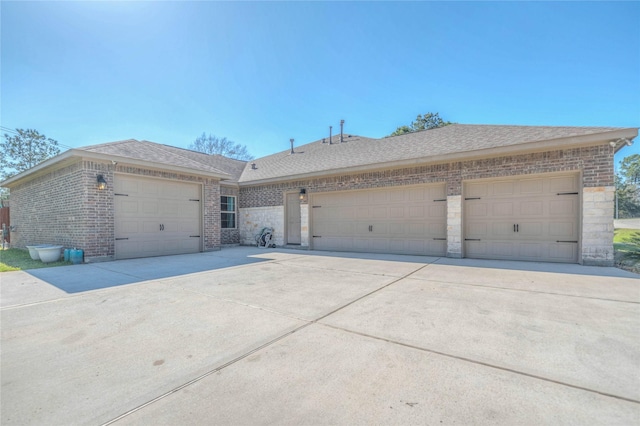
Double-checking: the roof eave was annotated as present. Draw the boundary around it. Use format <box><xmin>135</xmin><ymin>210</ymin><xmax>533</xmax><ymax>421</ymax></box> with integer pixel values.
<box><xmin>238</xmin><ymin>127</ymin><xmax>638</xmax><ymax>186</ymax></box>
<box><xmin>1</xmin><ymin>149</ymin><xmax>232</xmax><ymax>188</ymax></box>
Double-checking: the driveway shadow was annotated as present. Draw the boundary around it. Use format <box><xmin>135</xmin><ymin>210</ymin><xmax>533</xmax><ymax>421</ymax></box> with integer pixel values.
<box><xmin>26</xmin><ymin>248</ymin><xmax>277</xmax><ymax>293</ymax></box>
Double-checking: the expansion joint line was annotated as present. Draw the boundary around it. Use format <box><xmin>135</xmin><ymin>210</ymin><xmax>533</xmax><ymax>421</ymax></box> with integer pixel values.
<box><xmin>101</xmin><ymin>261</ymin><xmax>433</xmax><ymax>425</ymax></box>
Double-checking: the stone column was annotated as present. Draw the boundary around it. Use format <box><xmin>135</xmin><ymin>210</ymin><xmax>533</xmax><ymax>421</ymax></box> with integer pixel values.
<box><xmin>447</xmin><ymin>195</ymin><xmax>462</xmax><ymax>258</ymax></box>
<box><xmin>581</xmin><ymin>186</ymin><xmax>615</xmax><ymax>266</ymax></box>
<box><xmin>300</xmin><ymin>204</ymin><xmax>309</xmax><ymax>247</ymax></box>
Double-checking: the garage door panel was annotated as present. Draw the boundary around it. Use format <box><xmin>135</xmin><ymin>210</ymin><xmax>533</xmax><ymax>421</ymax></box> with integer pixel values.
<box><xmin>493</xmin><ymin>181</ymin><xmax>516</xmax><ymax>196</ymax></box>
<box><xmin>491</xmin><ymin>222</ymin><xmax>514</xmax><ymax>237</ymax></box>
<box><xmin>142</xmin><ymin>201</ymin><xmax>159</xmax><ymax>215</ymax></box>
<box><xmin>464</xmin><ymin>173</ymin><xmax>579</xmax><ymax>263</ymax></box>
<box><xmin>549</xmin><ymin>175</ymin><xmax>579</xmax><ymax>193</ymax></box>
<box><xmin>356</xmin><ymin>207</ymin><xmax>369</xmax><ymax>220</ymax></box>
<box><xmin>467</xmin><ymin>183</ymin><xmax>488</xmax><ymax>198</ymax></box>
<box><xmin>467</xmin><ymin>222</ymin><xmax>488</xmax><ymax>238</ymax></box>
<box><xmin>520</xmin><ymin>179</ymin><xmax>543</xmax><ymax>195</ymax></box>
<box><xmin>549</xmin><ymin>243</ymin><xmax>578</xmax><ymax>262</ymax></box>
<box><xmin>372</xmin><ymin>207</ymin><xmax>388</xmax><ymax>219</ymax></box>
<box><xmin>468</xmin><ymin>203</ymin><xmax>488</xmax><ymax>217</ymax></box>
<box><xmin>312</xmin><ymin>184</ymin><xmax>446</xmax><ymax>256</ymax></box>
<box><xmin>409</xmin><ymin>206</ymin><xmax>425</xmax><ymax>218</ymax></box>
<box><xmin>549</xmin><ymin>199</ymin><xmax>577</xmax><ymax>216</ymax></box>
<box><xmin>118</xmin><ymin>199</ymin><xmax>139</xmax><ymax>215</ymax></box>
<box><xmin>492</xmin><ymin>202</ymin><xmax>514</xmax><ymax>216</ymax></box>
<box><xmin>115</xmin><ymin>175</ymin><xmax>201</xmax><ymax>260</ymax></box>
<box><xmin>429</xmin><ymin>204</ymin><xmax>446</xmax><ymax>217</ymax></box>
<box><xmin>520</xmin><ymin>200</ymin><xmax>544</xmax><ymax>216</ymax></box>
<box><xmin>518</xmin><ymin>222</ymin><xmax>544</xmax><ymax>237</ymax></box>
<box><xmin>390</xmin><ymin>206</ymin><xmax>404</xmax><ymax>218</ymax></box>
<box><xmin>549</xmin><ymin>222</ymin><xmax>576</xmax><ymax>238</ymax></box>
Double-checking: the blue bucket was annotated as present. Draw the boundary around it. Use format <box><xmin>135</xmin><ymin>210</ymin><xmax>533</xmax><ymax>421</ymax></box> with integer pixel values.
<box><xmin>70</xmin><ymin>249</ymin><xmax>84</xmax><ymax>265</ymax></box>
<box><xmin>64</xmin><ymin>249</ymin><xmax>71</xmax><ymax>262</ymax></box>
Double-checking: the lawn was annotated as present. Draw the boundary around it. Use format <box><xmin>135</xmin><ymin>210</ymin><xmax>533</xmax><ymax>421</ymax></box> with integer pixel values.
<box><xmin>614</xmin><ymin>228</ymin><xmax>640</xmax><ymax>274</ymax></box>
<box><xmin>0</xmin><ymin>248</ymin><xmax>71</xmax><ymax>272</ymax></box>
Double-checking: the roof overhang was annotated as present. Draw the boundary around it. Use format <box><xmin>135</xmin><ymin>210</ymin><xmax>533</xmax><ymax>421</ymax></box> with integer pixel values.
<box><xmin>238</xmin><ymin>127</ymin><xmax>638</xmax><ymax>186</ymax></box>
<box><xmin>0</xmin><ymin>149</ymin><xmax>232</xmax><ymax>188</ymax></box>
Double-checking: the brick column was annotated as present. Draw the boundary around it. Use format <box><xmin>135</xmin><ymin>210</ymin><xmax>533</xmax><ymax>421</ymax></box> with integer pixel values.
<box><xmin>581</xmin><ymin>186</ymin><xmax>615</xmax><ymax>266</ymax></box>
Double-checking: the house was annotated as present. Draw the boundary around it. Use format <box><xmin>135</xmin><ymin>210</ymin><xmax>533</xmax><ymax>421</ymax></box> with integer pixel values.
<box><xmin>1</xmin><ymin>124</ymin><xmax>637</xmax><ymax>266</ymax></box>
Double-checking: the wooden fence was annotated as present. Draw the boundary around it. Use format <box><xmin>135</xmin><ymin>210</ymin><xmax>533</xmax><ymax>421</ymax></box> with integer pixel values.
<box><xmin>1</xmin><ymin>207</ymin><xmax>10</xmax><ymax>243</ymax></box>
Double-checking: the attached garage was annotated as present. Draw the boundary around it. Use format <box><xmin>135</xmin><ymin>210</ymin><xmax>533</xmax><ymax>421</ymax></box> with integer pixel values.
<box><xmin>464</xmin><ymin>173</ymin><xmax>580</xmax><ymax>263</ymax></box>
<box><xmin>114</xmin><ymin>175</ymin><xmax>202</xmax><ymax>260</ymax></box>
<box><xmin>310</xmin><ymin>184</ymin><xmax>447</xmax><ymax>256</ymax></box>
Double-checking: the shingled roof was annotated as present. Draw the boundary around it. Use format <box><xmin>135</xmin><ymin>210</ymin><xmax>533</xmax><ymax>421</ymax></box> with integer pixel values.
<box><xmin>239</xmin><ymin>124</ymin><xmax>632</xmax><ymax>183</ymax></box>
<box><xmin>80</xmin><ymin>139</ymin><xmax>247</xmax><ymax>182</ymax></box>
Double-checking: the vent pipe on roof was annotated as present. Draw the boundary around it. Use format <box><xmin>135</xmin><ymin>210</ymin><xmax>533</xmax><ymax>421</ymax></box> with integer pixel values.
<box><xmin>322</xmin><ymin>138</ymin><xmax>326</xmax><ymax>144</ymax></box>
<box><xmin>329</xmin><ymin>126</ymin><xmax>333</xmax><ymax>145</ymax></box>
<box><xmin>340</xmin><ymin>119</ymin><xmax>344</xmax><ymax>143</ymax></box>
<box><xmin>251</xmin><ymin>162</ymin><xmax>257</xmax><ymax>170</ymax></box>
<box><xmin>290</xmin><ymin>138</ymin><xmax>295</xmax><ymax>154</ymax></box>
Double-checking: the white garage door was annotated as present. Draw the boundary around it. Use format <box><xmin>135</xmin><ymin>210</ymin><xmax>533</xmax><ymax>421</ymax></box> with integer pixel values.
<box><xmin>114</xmin><ymin>175</ymin><xmax>202</xmax><ymax>260</ymax></box>
<box><xmin>311</xmin><ymin>184</ymin><xmax>447</xmax><ymax>256</ymax></box>
<box><xmin>464</xmin><ymin>173</ymin><xmax>579</xmax><ymax>263</ymax></box>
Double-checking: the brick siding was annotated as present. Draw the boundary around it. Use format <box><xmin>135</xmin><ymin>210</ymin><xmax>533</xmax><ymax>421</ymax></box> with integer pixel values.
<box><xmin>9</xmin><ymin>160</ymin><xmax>222</xmax><ymax>260</ymax></box>
<box><xmin>240</xmin><ymin>145</ymin><xmax>613</xmax><ymax>207</ymax></box>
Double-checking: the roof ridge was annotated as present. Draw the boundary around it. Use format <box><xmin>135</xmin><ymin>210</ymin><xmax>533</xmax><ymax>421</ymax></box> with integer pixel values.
<box><xmin>77</xmin><ymin>139</ymin><xmax>140</xmax><ymax>150</ymax></box>
<box><xmin>136</xmin><ymin>140</ymin><xmax>228</xmax><ymax>175</ymax></box>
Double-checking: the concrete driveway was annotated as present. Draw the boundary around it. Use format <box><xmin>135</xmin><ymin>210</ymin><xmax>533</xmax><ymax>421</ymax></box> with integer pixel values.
<box><xmin>1</xmin><ymin>247</ymin><xmax>638</xmax><ymax>425</ymax></box>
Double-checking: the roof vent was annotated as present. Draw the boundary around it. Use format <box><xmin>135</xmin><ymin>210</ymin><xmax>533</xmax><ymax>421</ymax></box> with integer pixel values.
<box><xmin>290</xmin><ymin>138</ymin><xmax>295</xmax><ymax>155</ymax></box>
<box><xmin>322</xmin><ymin>138</ymin><xmax>326</xmax><ymax>144</ymax></box>
<box><xmin>329</xmin><ymin>126</ymin><xmax>333</xmax><ymax>145</ymax></box>
<box><xmin>340</xmin><ymin>119</ymin><xmax>344</xmax><ymax>143</ymax></box>
<box><xmin>251</xmin><ymin>162</ymin><xmax>257</xmax><ymax>170</ymax></box>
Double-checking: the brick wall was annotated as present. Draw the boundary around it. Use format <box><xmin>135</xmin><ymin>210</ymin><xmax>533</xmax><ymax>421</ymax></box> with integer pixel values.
<box><xmin>10</xmin><ymin>161</ymin><xmax>89</xmax><ymax>252</ymax></box>
<box><xmin>9</xmin><ymin>160</ymin><xmax>222</xmax><ymax>260</ymax></box>
<box><xmin>240</xmin><ymin>145</ymin><xmax>613</xmax><ymax>207</ymax></box>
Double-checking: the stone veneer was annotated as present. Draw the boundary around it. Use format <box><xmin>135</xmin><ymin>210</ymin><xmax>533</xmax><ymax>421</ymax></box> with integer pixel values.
<box><xmin>239</xmin><ymin>206</ymin><xmax>284</xmax><ymax>246</ymax></box>
<box><xmin>446</xmin><ymin>195</ymin><xmax>462</xmax><ymax>258</ymax></box>
<box><xmin>581</xmin><ymin>186</ymin><xmax>615</xmax><ymax>266</ymax></box>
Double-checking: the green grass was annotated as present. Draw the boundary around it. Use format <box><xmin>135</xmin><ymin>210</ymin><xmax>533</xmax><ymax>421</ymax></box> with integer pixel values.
<box><xmin>0</xmin><ymin>248</ymin><xmax>71</xmax><ymax>272</ymax></box>
<box><xmin>614</xmin><ymin>228</ymin><xmax>640</xmax><ymax>274</ymax></box>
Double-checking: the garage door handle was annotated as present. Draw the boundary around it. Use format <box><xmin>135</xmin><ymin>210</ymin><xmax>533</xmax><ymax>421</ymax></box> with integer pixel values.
<box><xmin>313</xmin><ymin>235</ymin><xmax>322</xmax><ymax>238</ymax></box>
<box><xmin>433</xmin><ymin>238</ymin><xmax>446</xmax><ymax>241</ymax></box>
<box><xmin>556</xmin><ymin>240</ymin><xmax>578</xmax><ymax>243</ymax></box>
<box><xmin>115</xmin><ymin>238</ymin><xmax>129</xmax><ymax>240</ymax></box>
<box><xmin>433</xmin><ymin>199</ymin><xmax>446</xmax><ymax>202</ymax></box>
<box><xmin>189</xmin><ymin>235</ymin><xmax>200</xmax><ymax>238</ymax></box>
<box><xmin>557</xmin><ymin>192</ymin><xmax>578</xmax><ymax>196</ymax></box>
<box><xmin>465</xmin><ymin>239</ymin><xmax>481</xmax><ymax>241</ymax></box>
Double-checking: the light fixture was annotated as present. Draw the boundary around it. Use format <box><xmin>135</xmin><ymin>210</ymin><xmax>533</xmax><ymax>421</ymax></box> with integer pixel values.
<box><xmin>299</xmin><ymin>188</ymin><xmax>306</xmax><ymax>201</ymax></box>
<box><xmin>96</xmin><ymin>175</ymin><xmax>107</xmax><ymax>190</ymax></box>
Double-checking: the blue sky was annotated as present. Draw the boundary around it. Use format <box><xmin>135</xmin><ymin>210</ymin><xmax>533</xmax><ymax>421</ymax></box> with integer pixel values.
<box><xmin>1</xmin><ymin>1</ymin><xmax>638</xmax><ymax>163</ymax></box>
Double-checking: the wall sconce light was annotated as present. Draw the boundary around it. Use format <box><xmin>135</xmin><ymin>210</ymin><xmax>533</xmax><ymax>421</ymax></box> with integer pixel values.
<box><xmin>299</xmin><ymin>188</ymin><xmax>307</xmax><ymax>201</ymax></box>
<box><xmin>97</xmin><ymin>175</ymin><xmax>107</xmax><ymax>190</ymax></box>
